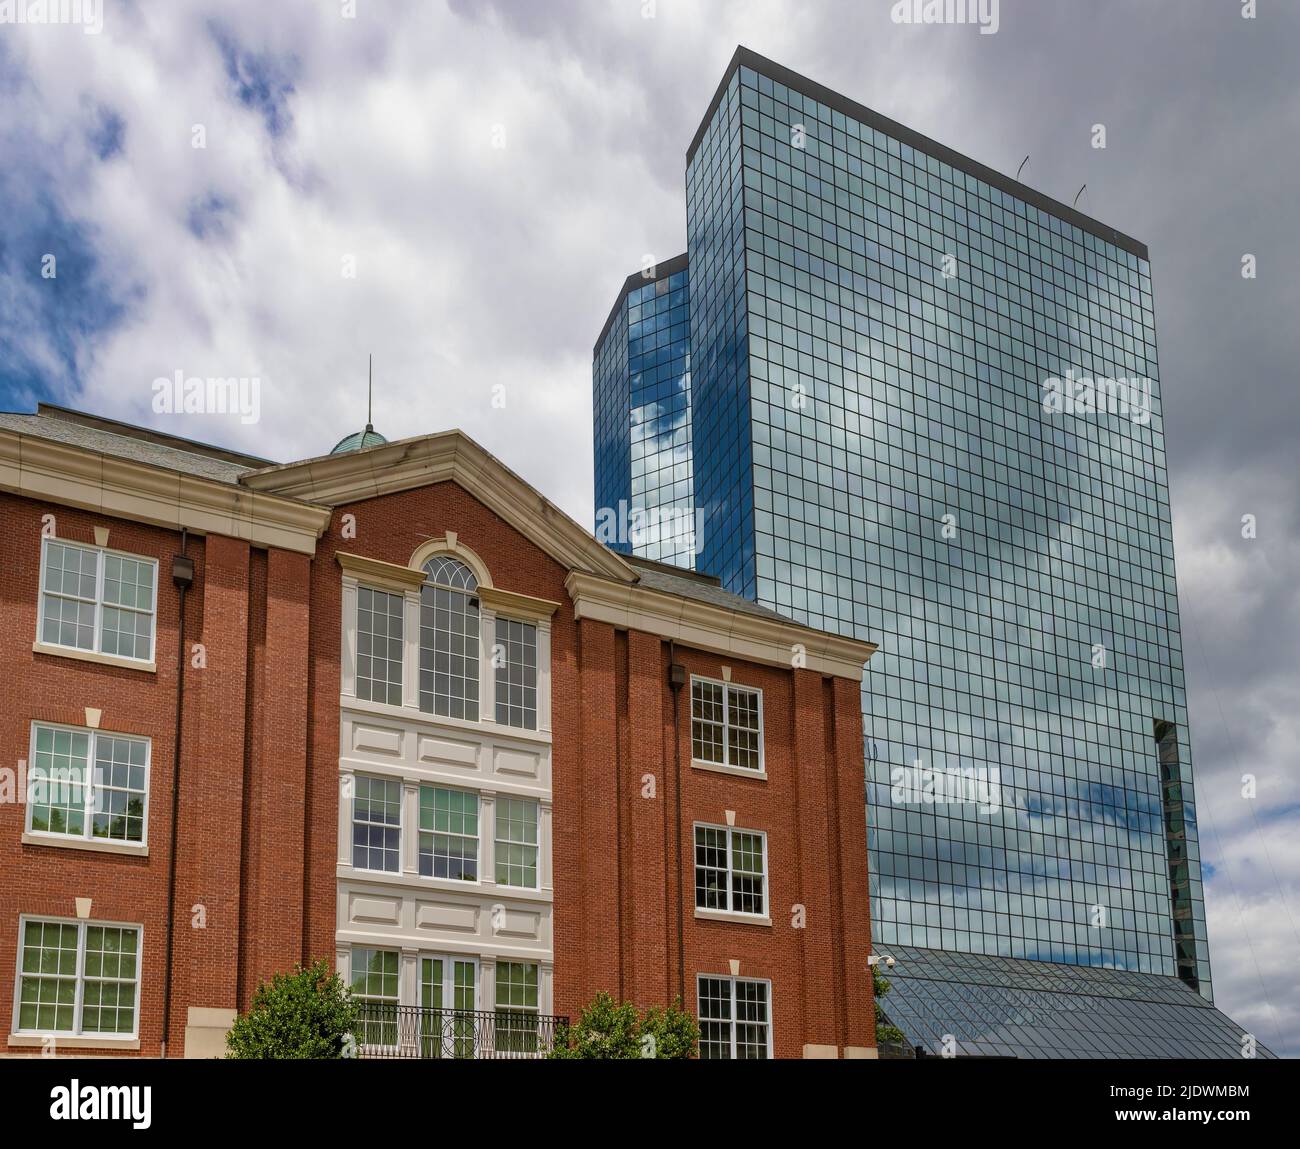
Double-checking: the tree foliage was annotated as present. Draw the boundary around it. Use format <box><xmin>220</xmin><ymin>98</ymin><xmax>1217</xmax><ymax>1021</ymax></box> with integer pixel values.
<box><xmin>225</xmin><ymin>960</ymin><xmax>360</xmax><ymax>1059</ymax></box>
<box><xmin>548</xmin><ymin>991</ymin><xmax>698</xmax><ymax>1059</ymax></box>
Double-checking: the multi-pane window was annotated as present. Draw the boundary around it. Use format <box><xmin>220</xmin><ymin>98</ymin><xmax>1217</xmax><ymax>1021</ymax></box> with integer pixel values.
<box><xmin>494</xmin><ymin>618</ymin><xmax>537</xmax><ymax>729</ymax></box>
<box><xmin>495</xmin><ymin>797</ymin><xmax>539</xmax><ymax>888</ymax></box>
<box><xmin>356</xmin><ymin>586</ymin><xmax>404</xmax><ymax>705</ymax></box>
<box><xmin>27</xmin><ymin>724</ymin><xmax>149</xmax><ymax>846</ymax></box>
<box><xmin>694</xmin><ymin>824</ymin><xmax>767</xmax><ymax>916</ymax></box>
<box><xmin>14</xmin><ymin>918</ymin><xmax>140</xmax><ymax>1037</ymax></box>
<box><xmin>494</xmin><ymin>961</ymin><xmax>539</xmax><ymax>1054</ymax></box>
<box><xmin>697</xmin><ymin>975</ymin><xmax>771</xmax><ymax>1059</ymax></box>
<box><xmin>419</xmin><ymin>786</ymin><xmax>478</xmax><ymax>881</ymax></box>
<box><xmin>39</xmin><ymin>539</ymin><xmax>156</xmax><ymax>662</ymax></box>
<box><xmin>351</xmin><ymin>774</ymin><xmax>401</xmax><ymax>872</ymax></box>
<box><xmin>351</xmin><ymin>947</ymin><xmax>399</xmax><ymax>1047</ymax></box>
<box><xmin>419</xmin><ymin>557</ymin><xmax>480</xmax><ymax>721</ymax></box>
<box><xmin>691</xmin><ymin>678</ymin><xmax>763</xmax><ymax>771</ymax></box>
<box><xmin>420</xmin><ymin>956</ymin><xmax>476</xmax><ymax>1059</ymax></box>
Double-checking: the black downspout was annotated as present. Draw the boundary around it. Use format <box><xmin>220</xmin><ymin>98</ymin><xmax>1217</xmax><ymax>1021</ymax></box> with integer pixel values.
<box><xmin>160</xmin><ymin>534</ymin><xmax>194</xmax><ymax>1058</ymax></box>
<box><xmin>668</xmin><ymin>645</ymin><xmax>687</xmax><ymax>1005</ymax></box>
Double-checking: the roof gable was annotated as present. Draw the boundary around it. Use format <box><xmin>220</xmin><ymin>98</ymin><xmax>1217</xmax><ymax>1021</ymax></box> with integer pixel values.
<box><xmin>239</xmin><ymin>428</ymin><xmax>636</xmax><ymax>582</ymax></box>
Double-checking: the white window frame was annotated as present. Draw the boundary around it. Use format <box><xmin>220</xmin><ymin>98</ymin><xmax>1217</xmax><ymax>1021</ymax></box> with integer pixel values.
<box><xmin>12</xmin><ymin>915</ymin><xmax>143</xmax><ymax>1040</ymax></box>
<box><xmin>418</xmin><ymin>784</ymin><xmax>480</xmax><ymax>883</ymax></box>
<box><xmin>36</xmin><ymin>537</ymin><xmax>158</xmax><ymax>664</ymax></box>
<box><xmin>25</xmin><ymin>722</ymin><xmax>151</xmax><ymax>850</ymax></box>
<box><xmin>493</xmin><ymin>616</ymin><xmax>538</xmax><ymax>731</ymax></box>
<box><xmin>494</xmin><ymin>796</ymin><xmax>540</xmax><ymax>890</ymax></box>
<box><xmin>354</xmin><ymin>584</ymin><xmax>405</xmax><ymax>706</ymax></box>
<box><xmin>349</xmin><ymin>945</ymin><xmax>401</xmax><ymax>1053</ymax></box>
<box><xmin>351</xmin><ymin>773</ymin><xmax>403</xmax><ymax>874</ymax></box>
<box><xmin>420</xmin><ymin>953</ymin><xmax>481</xmax><ymax>1012</ymax></box>
<box><xmin>419</xmin><ymin>557</ymin><xmax>481</xmax><ymax>722</ymax></box>
<box><xmin>696</xmin><ymin>974</ymin><xmax>773</xmax><ymax>1060</ymax></box>
<box><xmin>693</xmin><ymin>822</ymin><xmax>768</xmax><ymax>919</ymax></box>
<box><xmin>690</xmin><ymin>675</ymin><xmax>765</xmax><ymax>774</ymax></box>
<box><xmin>420</xmin><ymin>953</ymin><xmax>481</xmax><ymax>1057</ymax></box>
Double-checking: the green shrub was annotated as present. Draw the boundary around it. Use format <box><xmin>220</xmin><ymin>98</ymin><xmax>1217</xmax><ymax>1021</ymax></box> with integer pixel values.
<box><xmin>549</xmin><ymin>991</ymin><xmax>698</xmax><ymax>1059</ymax></box>
<box><xmin>873</xmin><ymin>964</ymin><xmax>907</xmax><ymax>1046</ymax></box>
<box><xmin>226</xmin><ymin>960</ymin><xmax>360</xmax><ymax>1059</ymax></box>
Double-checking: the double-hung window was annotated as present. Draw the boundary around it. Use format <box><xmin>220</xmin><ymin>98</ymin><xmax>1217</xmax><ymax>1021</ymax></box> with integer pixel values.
<box><xmin>697</xmin><ymin>975</ymin><xmax>772</xmax><ymax>1059</ymax></box>
<box><xmin>356</xmin><ymin>586</ymin><xmax>404</xmax><ymax>705</ymax></box>
<box><xmin>691</xmin><ymin>677</ymin><xmax>763</xmax><ymax>772</ymax></box>
<box><xmin>38</xmin><ymin>539</ymin><xmax>157</xmax><ymax>663</ymax></box>
<box><xmin>351</xmin><ymin>774</ymin><xmax>401</xmax><ymax>872</ymax></box>
<box><xmin>494</xmin><ymin>618</ymin><xmax>537</xmax><ymax>729</ymax></box>
<box><xmin>694</xmin><ymin>824</ymin><xmax>767</xmax><ymax>916</ymax></box>
<box><xmin>419</xmin><ymin>786</ymin><xmax>479</xmax><ymax>881</ymax></box>
<box><xmin>27</xmin><ymin>723</ymin><xmax>149</xmax><ymax>847</ymax></box>
<box><xmin>494</xmin><ymin>961</ymin><xmax>539</xmax><ymax>1054</ymax></box>
<box><xmin>494</xmin><ymin>797</ymin><xmax>539</xmax><ymax>888</ymax></box>
<box><xmin>14</xmin><ymin>917</ymin><xmax>141</xmax><ymax>1038</ymax></box>
<box><xmin>351</xmin><ymin>946</ymin><xmax>399</xmax><ymax>1047</ymax></box>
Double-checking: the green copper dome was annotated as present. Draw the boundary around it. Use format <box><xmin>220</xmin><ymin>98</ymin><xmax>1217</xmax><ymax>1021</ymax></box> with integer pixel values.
<box><xmin>330</xmin><ymin>424</ymin><xmax>388</xmax><ymax>454</ymax></box>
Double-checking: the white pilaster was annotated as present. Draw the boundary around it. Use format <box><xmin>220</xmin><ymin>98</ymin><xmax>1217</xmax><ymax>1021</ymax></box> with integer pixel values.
<box><xmin>340</xmin><ymin>577</ymin><xmax>358</xmax><ymax>698</ymax></box>
<box><xmin>403</xmin><ymin>588</ymin><xmax>422</xmax><ymax>709</ymax></box>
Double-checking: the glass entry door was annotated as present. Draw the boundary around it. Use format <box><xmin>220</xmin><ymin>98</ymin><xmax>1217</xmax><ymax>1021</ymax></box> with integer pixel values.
<box><xmin>420</xmin><ymin>957</ymin><xmax>477</xmax><ymax>1058</ymax></box>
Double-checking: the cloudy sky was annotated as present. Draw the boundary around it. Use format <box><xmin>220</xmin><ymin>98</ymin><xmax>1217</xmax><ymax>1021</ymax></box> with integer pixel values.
<box><xmin>1</xmin><ymin>0</ymin><xmax>1295</xmax><ymax>1055</ymax></box>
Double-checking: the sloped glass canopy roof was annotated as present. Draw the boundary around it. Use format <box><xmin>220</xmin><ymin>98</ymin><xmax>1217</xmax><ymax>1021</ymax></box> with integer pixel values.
<box><xmin>879</xmin><ymin>946</ymin><xmax>1276</xmax><ymax>1059</ymax></box>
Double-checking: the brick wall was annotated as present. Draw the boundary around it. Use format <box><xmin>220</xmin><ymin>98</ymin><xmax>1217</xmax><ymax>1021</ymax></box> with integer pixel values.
<box><xmin>0</xmin><ymin>476</ymin><xmax>874</xmax><ymax>1058</ymax></box>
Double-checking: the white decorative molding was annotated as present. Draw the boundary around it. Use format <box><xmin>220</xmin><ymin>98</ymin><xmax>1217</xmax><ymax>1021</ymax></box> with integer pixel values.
<box><xmin>336</xmin><ymin>551</ymin><xmax>426</xmax><ymax>593</ymax></box>
<box><xmin>239</xmin><ymin>429</ymin><xmax>634</xmax><ymax>580</ymax></box>
<box><xmin>0</xmin><ymin>428</ymin><xmax>329</xmax><ymax>554</ymax></box>
<box><xmin>566</xmin><ymin>570</ymin><xmax>876</xmax><ymax>681</ymax></box>
<box><xmin>409</xmin><ymin>536</ymin><xmax>493</xmax><ymax>589</ymax></box>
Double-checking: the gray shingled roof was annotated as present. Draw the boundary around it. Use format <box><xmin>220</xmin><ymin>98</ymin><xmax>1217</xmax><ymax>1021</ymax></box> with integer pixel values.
<box><xmin>625</xmin><ymin>555</ymin><xmax>792</xmax><ymax>622</ymax></box>
<box><xmin>0</xmin><ymin>411</ymin><xmax>253</xmax><ymax>485</ymax></box>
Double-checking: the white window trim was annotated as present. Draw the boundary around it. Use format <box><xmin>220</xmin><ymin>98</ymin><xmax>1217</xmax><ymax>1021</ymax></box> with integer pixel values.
<box><xmin>493</xmin><ymin>796</ymin><xmax>540</xmax><ymax>891</ymax></box>
<box><xmin>24</xmin><ymin>721</ymin><xmax>150</xmax><ymax>852</ymax></box>
<box><xmin>692</xmin><ymin>822</ymin><xmax>769</xmax><ymax>922</ymax></box>
<box><xmin>12</xmin><ymin>915</ymin><xmax>143</xmax><ymax>1041</ymax></box>
<box><xmin>351</xmin><ymin>773</ymin><xmax>404</xmax><ymax>875</ymax></box>
<box><xmin>36</xmin><ymin>537</ymin><xmax>158</xmax><ymax>666</ymax></box>
<box><xmin>342</xmin><ymin>575</ymin><xmax>554</xmax><ymax>740</ymax></box>
<box><xmin>492</xmin><ymin>615</ymin><xmax>539</xmax><ymax>732</ymax></box>
<box><xmin>349</xmin><ymin>944</ymin><xmax>402</xmax><ymax>1054</ymax></box>
<box><xmin>419</xmin><ymin>560</ymin><xmax>485</xmax><ymax>724</ymax></box>
<box><xmin>420</xmin><ymin>952</ymin><xmax>481</xmax><ymax>1011</ymax></box>
<box><xmin>689</xmin><ymin>674</ymin><xmax>766</xmax><ymax>775</ymax></box>
<box><xmin>418</xmin><ymin>784</ymin><xmax>482</xmax><ymax>885</ymax></box>
<box><xmin>696</xmin><ymin>974</ymin><xmax>774</xmax><ymax>1060</ymax></box>
<box><xmin>354</xmin><ymin>583</ymin><xmax>405</xmax><ymax>706</ymax></box>
<box><xmin>494</xmin><ymin>960</ymin><xmax>542</xmax><ymax>1015</ymax></box>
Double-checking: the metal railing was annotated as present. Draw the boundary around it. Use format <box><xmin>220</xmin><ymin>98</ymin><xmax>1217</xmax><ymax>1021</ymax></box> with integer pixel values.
<box><xmin>354</xmin><ymin>1004</ymin><xmax>567</xmax><ymax>1059</ymax></box>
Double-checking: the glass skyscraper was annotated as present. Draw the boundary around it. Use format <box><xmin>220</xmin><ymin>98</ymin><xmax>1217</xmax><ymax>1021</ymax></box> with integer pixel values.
<box><xmin>593</xmin><ymin>47</ymin><xmax>1270</xmax><ymax>1057</ymax></box>
<box><xmin>594</xmin><ymin>254</ymin><xmax>695</xmax><ymax>567</ymax></box>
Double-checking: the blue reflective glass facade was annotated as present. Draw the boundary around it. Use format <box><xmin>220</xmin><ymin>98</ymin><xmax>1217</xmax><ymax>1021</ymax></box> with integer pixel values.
<box><xmin>593</xmin><ymin>257</ymin><xmax>695</xmax><ymax>567</ymax></box>
<box><xmin>593</xmin><ymin>48</ymin><xmax>1250</xmax><ymax>1054</ymax></box>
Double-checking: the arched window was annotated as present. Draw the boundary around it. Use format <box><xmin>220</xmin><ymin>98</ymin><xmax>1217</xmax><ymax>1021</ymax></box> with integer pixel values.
<box><xmin>419</xmin><ymin>557</ymin><xmax>480</xmax><ymax>720</ymax></box>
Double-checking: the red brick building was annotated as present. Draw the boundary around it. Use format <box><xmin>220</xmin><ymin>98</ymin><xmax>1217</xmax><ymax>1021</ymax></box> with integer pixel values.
<box><xmin>0</xmin><ymin>404</ymin><xmax>878</xmax><ymax>1059</ymax></box>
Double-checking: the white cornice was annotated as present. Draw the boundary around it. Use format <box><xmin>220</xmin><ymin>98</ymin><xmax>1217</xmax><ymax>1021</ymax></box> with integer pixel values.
<box><xmin>478</xmin><ymin>585</ymin><xmax>561</xmax><ymax>622</ymax></box>
<box><xmin>336</xmin><ymin>551</ymin><xmax>427</xmax><ymax>592</ymax></box>
<box><xmin>565</xmin><ymin>570</ymin><xmax>876</xmax><ymax>681</ymax></box>
<box><xmin>0</xmin><ymin>429</ymin><xmax>329</xmax><ymax>555</ymax></box>
<box><xmin>239</xmin><ymin>430</ymin><xmax>636</xmax><ymax>581</ymax></box>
